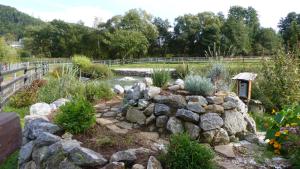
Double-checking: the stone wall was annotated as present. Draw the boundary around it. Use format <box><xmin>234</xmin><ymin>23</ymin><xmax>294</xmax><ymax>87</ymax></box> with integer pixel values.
<box><xmin>122</xmin><ymin>82</ymin><xmax>257</xmax><ymax>145</ymax></box>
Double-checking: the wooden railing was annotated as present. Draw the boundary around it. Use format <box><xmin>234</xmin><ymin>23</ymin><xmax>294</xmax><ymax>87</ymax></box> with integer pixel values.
<box><xmin>0</xmin><ymin>63</ymin><xmax>49</xmax><ymax>111</ymax></box>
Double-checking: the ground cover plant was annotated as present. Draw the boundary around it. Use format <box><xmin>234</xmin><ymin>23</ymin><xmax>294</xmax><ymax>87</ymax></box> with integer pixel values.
<box><xmin>184</xmin><ymin>75</ymin><xmax>214</xmax><ymax>96</ymax></box>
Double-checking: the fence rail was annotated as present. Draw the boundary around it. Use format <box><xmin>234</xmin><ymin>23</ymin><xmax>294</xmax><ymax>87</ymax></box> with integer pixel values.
<box><xmin>0</xmin><ymin>63</ymin><xmax>49</xmax><ymax>111</ymax></box>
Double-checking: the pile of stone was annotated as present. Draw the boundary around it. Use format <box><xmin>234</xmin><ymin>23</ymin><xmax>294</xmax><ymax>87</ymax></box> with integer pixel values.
<box><xmin>29</xmin><ymin>98</ymin><xmax>70</xmax><ymax>116</ymax></box>
<box><xmin>19</xmin><ymin>115</ymin><xmax>163</xmax><ymax>169</ymax></box>
<box><xmin>122</xmin><ymin>80</ymin><xmax>257</xmax><ymax>145</ymax></box>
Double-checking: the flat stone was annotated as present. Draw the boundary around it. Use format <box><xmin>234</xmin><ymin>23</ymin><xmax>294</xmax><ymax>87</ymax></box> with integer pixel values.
<box><xmin>126</xmin><ymin>107</ymin><xmax>146</xmax><ymax>125</ymax></box>
<box><xmin>135</xmin><ymin>132</ymin><xmax>159</xmax><ymax>141</ymax></box>
<box><xmin>154</xmin><ymin>95</ymin><xmax>186</xmax><ymax>108</ymax></box>
<box><xmin>176</xmin><ymin>109</ymin><xmax>200</xmax><ymax>123</ymax></box>
<box><xmin>214</xmin><ymin>144</ymin><xmax>236</xmax><ymax>158</ymax></box>
<box><xmin>132</xmin><ymin>164</ymin><xmax>145</xmax><ymax>169</ymax></box>
<box><xmin>102</xmin><ymin>111</ymin><xmax>118</xmax><ymax>117</ymax></box>
<box><xmin>199</xmin><ymin>113</ymin><xmax>224</xmax><ymax>131</ymax></box>
<box><xmin>186</xmin><ymin>102</ymin><xmax>206</xmax><ymax>113</ymax></box>
<box><xmin>186</xmin><ymin>96</ymin><xmax>208</xmax><ymax>106</ymax></box>
<box><xmin>34</xmin><ymin>132</ymin><xmax>61</xmax><ymax>147</ymax></box>
<box><xmin>115</xmin><ymin>122</ymin><xmax>133</xmax><ymax>130</ymax></box>
<box><xmin>206</xmin><ymin>104</ymin><xmax>224</xmax><ymax>114</ymax></box>
<box><xmin>106</xmin><ymin>124</ymin><xmax>129</xmax><ymax>134</ymax></box>
<box><xmin>70</xmin><ymin>147</ymin><xmax>108</xmax><ymax>167</ymax></box>
<box><xmin>96</xmin><ymin>118</ymin><xmax>117</xmax><ymax>126</ymax></box>
<box><xmin>206</xmin><ymin>96</ymin><xmax>224</xmax><ymax>105</ymax></box>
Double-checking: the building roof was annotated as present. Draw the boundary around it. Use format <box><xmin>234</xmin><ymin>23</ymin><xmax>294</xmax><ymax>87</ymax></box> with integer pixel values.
<box><xmin>232</xmin><ymin>72</ymin><xmax>257</xmax><ymax>81</ymax></box>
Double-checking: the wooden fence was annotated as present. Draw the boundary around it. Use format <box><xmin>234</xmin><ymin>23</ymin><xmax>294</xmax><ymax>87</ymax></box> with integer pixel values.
<box><xmin>0</xmin><ymin>63</ymin><xmax>49</xmax><ymax>111</ymax></box>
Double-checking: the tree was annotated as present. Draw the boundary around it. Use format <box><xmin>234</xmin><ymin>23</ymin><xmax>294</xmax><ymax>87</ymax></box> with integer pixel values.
<box><xmin>103</xmin><ymin>29</ymin><xmax>149</xmax><ymax>62</ymax></box>
<box><xmin>152</xmin><ymin>17</ymin><xmax>172</xmax><ymax>56</ymax></box>
<box><xmin>0</xmin><ymin>37</ymin><xmax>18</xmax><ymax>62</ymax></box>
<box><xmin>254</xmin><ymin>28</ymin><xmax>281</xmax><ymax>55</ymax></box>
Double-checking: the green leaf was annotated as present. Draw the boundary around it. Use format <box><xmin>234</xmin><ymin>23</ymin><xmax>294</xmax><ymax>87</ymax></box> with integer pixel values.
<box><xmin>274</xmin><ymin>113</ymin><xmax>284</xmax><ymax>124</ymax></box>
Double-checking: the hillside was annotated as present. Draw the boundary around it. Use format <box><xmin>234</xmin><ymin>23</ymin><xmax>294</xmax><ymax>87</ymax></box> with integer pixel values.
<box><xmin>0</xmin><ymin>4</ymin><xmax>44</xmax><ymax>39</ymax></box>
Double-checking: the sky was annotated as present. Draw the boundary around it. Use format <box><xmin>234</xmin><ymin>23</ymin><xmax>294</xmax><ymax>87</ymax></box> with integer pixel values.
<box><xmin>1</xmin><ymin>0</ymin><xmax>300</xmax><ymax>30</ymax></box>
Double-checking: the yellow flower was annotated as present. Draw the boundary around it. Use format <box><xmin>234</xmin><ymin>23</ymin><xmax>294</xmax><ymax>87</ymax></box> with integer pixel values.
<box><xmin>275</xmin><ymin>131</ymin><xmax>281</xmax><ymax>137</ymax></box>
<box><xmin>274</xmin><ymin>149</ymin><xmax>280</xmax><ymax>154</ymax></box>
<box><xmin>278</xmin><ymin>144</ymin><xmax>282</xmax><ymax>150</ymax></box>
<box><xmin>273</xmin><ymin>141</ymin><xmax>280</xmax><ymax>149</ymax></box>
<box><xmin>272</xmin><ymin>109</ymin><xmax>276</xmax><ymax>114</ymax></box>
<box><xmin>269</xmin><ymin>139</ymin><xmax>275</xmax><ymax>145</ymax></box>
<box><xmin>283</xmin><ymin>130</ymin><xmax>289</xmax><ymax>134</ymax></box>
<box><xmin>286</xmin><ymin>124</ymin><xmax>290</xmax><ymax>127</ymax></box>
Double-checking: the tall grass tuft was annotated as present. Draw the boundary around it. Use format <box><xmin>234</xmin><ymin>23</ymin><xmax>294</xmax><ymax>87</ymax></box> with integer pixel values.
<box><xmin>175</xmin><ymin>62</ymin><xmax>190</xmax><ymax>79</ymax></box>
<box><xmin>151</xmin><ymin>69</ymin><xmax>171</xmax><ymax>87</ymax></box>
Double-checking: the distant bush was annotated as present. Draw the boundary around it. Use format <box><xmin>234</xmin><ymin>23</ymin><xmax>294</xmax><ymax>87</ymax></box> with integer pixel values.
<box><xmin>85</xmin><ymin>82</ymin><xmax>115</xmax><ymax>102</ymax></box>
<box><xmin>207</xmin><ymin>63</ymin><xmax>229</xmax><ymax>92</ymax></box>
<box><xmin>82</xmin><ymin>64</ymin><xmax>113</xmax><ymax>79</ymax></box>
<box><xmin>71</xmin><ymin>55</ymin><xmax>92</xmax><ymax>69</ymax></box>
<box><xmin>175</xmin><ymin>63</ymin><xmax>190</xmax><ymax>79</ymax></box>
<box><xmin>161</xmin><ymin>133</ymin><xmax>215</xmax><ymax>169</ymax></box>
<box><xmin>151</xmin><ymin>69</ymin><xmax>171</xmax><ymax>87</ymax></box>
<box><xmin>185</xmin><ymin>75</ymin><xmax>214</xmax><ymax>96</ymax></box>
<box><xmin>54</xmin><ymin>97</ymin><xmax>96</xmax><ymax>134</ymax></box>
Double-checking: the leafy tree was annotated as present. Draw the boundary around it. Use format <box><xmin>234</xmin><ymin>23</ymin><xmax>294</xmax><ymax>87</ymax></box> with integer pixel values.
<box><xmin>103</xmin><ymin>29</ymin><xmax>149</xmax><ymax>63</ymax></box>
<box><xmin>152</xmin><ymin>17</ymin><xmax>172</xmax><ymax>56</ymax></box>
<box><xmin>254</xmin><ymin>28</ymin><xmax>281</xmax><ymax>55</ymax></box>
<box><xmin>0</xmin><ymin>37</ymin><xmax>18</xmax><ymax>62</ymax></box>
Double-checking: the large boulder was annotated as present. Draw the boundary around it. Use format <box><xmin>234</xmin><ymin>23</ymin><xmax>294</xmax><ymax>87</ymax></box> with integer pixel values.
<box><xmin>154</xmin><ymin>95</ymin><xmax>186</xmax><ymax>108</ymax></box>
<box><xmin>186</xmin><ymin>102</ymin><xmax>206</xmax><ymax>113</ymax></box>
<box><xmin>223</xmin><ymin>109</ymin><xmax>247</xmax><ymax>135</ymax></box>
<box><xmin>70</xmin><ymin>147</ymin><xmax>108</xmax><ymax>167</ymax></box>
<box><xmin>147</xmin><ymin>156</ymin><xmax>162</xmax><ymax>169</ymax></box>
<box><xmin>154</xmin><ymin>104</ymin><xmax>170</xmax><ymax>116</ymax></box>
<box><xmin>176</xmin><ymin>109</ymin><xmax>200</xmax><ymax>123</ymax></box>
<box><xmin>199</xmin><ymin>113</ymin><xmax>224</xmax><ymax>131</ymax></box>
<box><xmin>224</xmin><ymin>95</ymin><xmax>248</xmax><ymax>114</ymax></box>
<box><xmin>184</xmin><ymin>122</ymin><xmax>200</xmax><ymax>140</ymax></box>
<box><xmin>114</xmin><ymin>85</ymin><xmax>125</xmax><ymax>95</ymax></box>
<box><xmin>144</xmin><ymin>87</ymin><xmax>161</xmax><ymax>100</ymax></box>
<box><xmin>166</xmin><ymin>117</ymin><xmax>184</xmax><ymax>134</ymax></box>
<box><xmin>30</xmin><ymin>103</ymin><xmax>52</xmax><ymax>116</ymax></box>
<box><xmin>126</xmin><ymin>107</ymin><xmax>146</xmax><ymax>125</ymax></box>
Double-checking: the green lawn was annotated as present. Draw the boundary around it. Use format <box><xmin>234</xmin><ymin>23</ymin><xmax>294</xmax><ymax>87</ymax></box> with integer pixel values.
<box><xmin>0</xmin><ymin>151</ymin><xmax>19</xmax><ymax>169</ymax></box>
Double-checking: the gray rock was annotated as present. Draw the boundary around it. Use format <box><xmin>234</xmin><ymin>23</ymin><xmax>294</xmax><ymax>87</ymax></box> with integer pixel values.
<box><xmin>24</xmin><ymin>118</ymin><xmax>61</xmax><ymax>140</ymax></box>
<box><xmin>243</xmin><ymin>113</ymin><xmax>257</xmax><ymax>133</ymax></box>
<box><xmin>48</xmin><ymin>139</ymin><xmax>81</xmax><ymax>155</ymax></box>
<box><xmin>101</xmin><ymin>162</ymin><xmax>125</xmax><ymax>169</ymax></box>
<box><xmin>138</xmin><ymin>99</ymin><xmax>149</xmax><ymax>110</ymax></box>
<box><xmin>186</xmin><ymin>96</ymin><xmax>208</xmax><ymax>106</ymax></box>
<box><xmin>201</xmin><ymin>130</ymin><xmax>216</xmax><ymax>143</ymax></box>
<box><xmin>156</xmin><ymin>115</ymin><xmax>169</xmax><ymax>128</ymax></box>
<box><xmin>145</xmin><ymin>114</ymin><xmax>156</xmax><ymax>125</ymax></box>
<box><xmin>102</xmin><ymin>111</ymin><xmax>118</xmax><ymax>117</ymax></box>
<box><xmin>144</xmin><ymin>86</ymin><xmax>161</xmax><ymax>100</ymax></box>
<box><xmin>110</xmin><ymin>150</ymin><xmax>137</xmax><ymax>165</ymax></box>
<box><xmin>32</xmin><ymin>146</ymin><xmax>49</xmax><ymax>167</ymax></box>
<box><xmin>19</xmin><ymin>141</ymin><xmax>34</xmax><ymax>165</ymax></box>
<box><xmin>70</xmin><ymin>147</ymin><xmax>108</xmax><ymax>167</ymax></box>
<box><xmin>132</xmin><ymin>164</ymin><xmax>145</xmax><ymax>169</ymax></box>
<box><xmin>223</xmin><ymin>109</ymin><xmax>247</xmax><ymax>135</ymax></box>
<box><xmin>206</xmin><ymin>96</ymin><xmax>224</xmax><ymax>105</ymax></box>
<box><xmin>21</xmin><ymin>161</ymin><xmax>37</xmax><ymax>169</ymax></box>
<box><xmin>244</xmin><ymin>133</ymin><xmax>259</xmax><ymax>144</ymax></box>
<box><xmin>147</xmin><ymin>156</ymin><xmax>162</xmax><ymax>169</ymax></box>
<box><xmin>115</xmin><ymin>122</ymin><xmax>133</xmax><ymax>130</ymax></box>
<box><xmin>224</xmin><ymin>95</ymin><xmax>248</xmax><ymax>114</ymax></box>
<box><xmin>30</xmin><ymin>103</ymin><xmax>52</xmax><ymax>116</ymax></box>
<box><xmin>154</xmin><ymin>104</ymin><xmax>170</xmax><ymax>116</ymax></box>
<box><xmin>52</xmin><ymin>98</ymin><xmax>70</xmax><ymax>108</ymax></box>
<box><xmin>34</xmin><ymin>132</ymin><xmax>61</xmax><ymax>147</ymax></box>
<box><xmin>199</xmin><ymin>113</ymin><xmax>224</xmax><ymax>131</ymax></box>
<box><xmin>186</xmin><ymin>102</ymin><xmax>206</xmax><ymax>113</ymax></box>
<box><xmin>43</xmin><ymin>151</ymin><xmax>66</xmax><ymax>169</ymax></box>
<box><xmin>59</xmin><ymin>159</ymin><xmax>82</xmax><ymax>169</ymax></box>
<box><xmin>166</xmin><ymin>117</ymin><xmax>184</xmax><ymax>134</ymax></box>
<box><xmin>144</xmin><ymin>103</ymin><xmax>155</xmax><ymax>116</ymax></box>
<box><xmin>154</xmin><ymin>95</ymin><xmax>186</xmax><ymax>108</ymax></box>
<box><xmin>223</xmin><ymin>101</ymin><xmax>237</xmax><ymax>110</ymax></box>
<box><xmin>126</xmin><ymin>107</ymin><xmax>146</xmax><ymax>125</ymax></box>
<box><xmin>213</xmin><ymin>128</ymin><xmax>230</xmax><ymax>145</ymax></box>
<box><xmin>214</xmin><ymin>144</ymin><xmax>235</xmax><ymax>158</ymax></box>
<box><xmin>144</xmin><ymin>77</ymin><xmax>153</xmax><ymax>87</ymax></box>
<box><xmin>206</xmin><ymin>104</ymin><xmax>224</xmax><ymax>114</ymax></box>
<box><xmin>114</xmin><ymin>85</ymin><xmax>124</xmax><ymax>95</ymax></box>
<box><xmin>176</xmin><ymin>109</ymin><xmax>200</xmax><ymax>123</ymax></box>
<box><xmin>184</xmin><ymin>122</ymin><xmax>200</xmax><ymax>140</ymax></box>
<box><xmin>168</xmin><ymin>85</ymin><xmax>181</xmax><ymax>91</ymax></box>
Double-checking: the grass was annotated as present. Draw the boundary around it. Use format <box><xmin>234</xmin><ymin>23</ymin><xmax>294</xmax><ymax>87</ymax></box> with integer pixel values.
<box><xmin>2</xmin><ymin>104</ymin><xmax>29</xmax><ymax>128</ymax></box>
<box><xmin>0</xmin><ymin>150</ymin><xmax>19</xmax><ymax>169</ymax></box>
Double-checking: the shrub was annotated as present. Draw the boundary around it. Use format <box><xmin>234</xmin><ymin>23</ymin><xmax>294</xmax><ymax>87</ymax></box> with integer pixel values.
<box><xmin>151</xmin><ymin>69</ymin><xmax>171</xmax><ymax>87</ymax></box>
<box><xmin>175</xmin><ymin>63</ymin><xmax>190</xmax><ymax>79</ymax></box>
<box><xmin>85</xmin><ymin>82</ymin><xmax>115</xmax><ymax>102</ymax></box>
<box><xmin>185</xmin><ymin>75</ymin><xmax>214</xmax><ymax>96</ymax></box>
<box><xmin>71</xmin><ymin>55</ymin><xmax>92</xmax><ymax>69</ymax></box>
<box><xmin>82</xmin><ymin>64</ymin><xmax>113</xmax><ymax>79</ymax></box>
<box><xmin>207</xmin><ymin>63</ymin><xmax>229</xmax><ymax>91</ymax></box>
<box><xmin>161</xmin><ymin>133</ymin><xmax>215</xmax><ymax>169</ymax></box>
<box><xmin>257</xmin><ymin>52</ymin><xmax>299</xmax><ymax>111</ymax></box>
<box><xmin>54</xmin><ymin>97</ymin><xmax>96</xmax><ymax>134</ymax></box>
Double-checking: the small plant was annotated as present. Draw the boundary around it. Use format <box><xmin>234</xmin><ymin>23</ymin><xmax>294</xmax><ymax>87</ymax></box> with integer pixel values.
<box><xmin>71</xmin><ymin>55</ymin><xmax>92</xmax><ymax>69</ymax></box>
<box><xmin>207</xmin><ymin>63</ymin><xmax>229</xmax><ymax>92</ymax></box>
<box><xmin>175</xmin><ymin>63</ymin><xmax>190</xmax><ymax>79</ymax></box>
<box><xmin>265</xmin><ymin>105</ymin><xmax>300</xmax><ymax>155</ymax></box>
<box><xmin>151</xmin><ymin>68</ymin><xmax>171</xmax><ymax>87</ymax></box>
<box><xmin>82</xmin><ymin>64</ymin><xmax>113</xmax><ymax>79</ymax></box>
<box><xmin>161</xmin><ymin>133</ymin><xmax>215</xmax><ymax>169</ymax></box>
<box><xmin>85</xmin><ymin>82</ymin><xmax>115</xmax><ymax>102</ymax></box>
<box><xmin>54</xmin><ymin>97</ymin><xmax>96</xmax><ymax>134</ymax></box>
<box><xmin>185</xmin><ymin>75</ymin><xmax>214</xmax><ymax>96</ymax></box>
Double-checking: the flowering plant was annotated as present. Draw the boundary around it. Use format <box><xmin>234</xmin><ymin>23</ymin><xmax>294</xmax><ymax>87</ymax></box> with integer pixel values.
<box><xmin>265</xmin><ymin>105</ymin><xmax>300</xmax><ymax>154</ymax></box>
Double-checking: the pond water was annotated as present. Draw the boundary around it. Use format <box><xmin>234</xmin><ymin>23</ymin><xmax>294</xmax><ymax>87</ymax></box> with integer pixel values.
<box><xmin>98</xmin><ymin>76</ymin><xmax>145</xmax><ymax>87</ymax></box>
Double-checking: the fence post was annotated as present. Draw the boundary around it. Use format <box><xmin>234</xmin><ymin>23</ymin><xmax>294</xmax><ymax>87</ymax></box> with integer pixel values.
<box><xmin>42</xmin><ymin>63</ymin><xmax>45</xmax><ymax>76</ymax></box>
<box><xmin>0</xmin><ymin>64</ymin><xmax>3</xmax><ymax>111</ymax></box>
<box><xmin>24</xmin><ymin>63</ymin><xmax>28</xmax><ymax>85</ymax></box>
